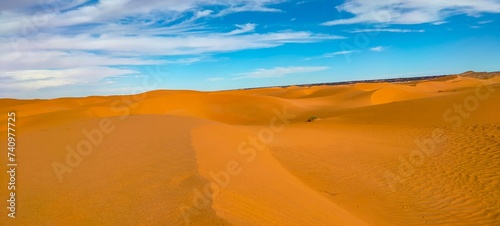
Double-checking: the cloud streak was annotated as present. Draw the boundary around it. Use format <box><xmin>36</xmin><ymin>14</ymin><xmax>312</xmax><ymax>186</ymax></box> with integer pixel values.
<box><xmin>227</xmin><ymin>23</ymin><xmax>257</xmax><ymax>35</ymax></box>
<box><xmin>305</xmin><ymin>50</ymin><xmax>359</xmax><ymax>60</ymax></box>
<box><xmin>348</xmin><ymin>28</ymin><xmax>425</xmax><ymax>33</ymax></box>
<box><xmin>234</xmin><ymin>66</ymin><xmax>329</xmax><ymax>79</ymax></box>
<box><xmin>0</xmin><ymin>67</ymin><xmax>136</xmax><ymax>90</ymax></box>
<box><xmin>322</xmin><ymin>0</ymin><xmax>500</xmax><ymax>25</ymax></box>
<box><xmin>370</xmin><ymin>46</ymin><xmax>384</xmax><ymax>52</ymax></box>
<box><xmin>7</xmin><ymin>32</ymin><xmax>343</xmax><ymax>55</ymax></box>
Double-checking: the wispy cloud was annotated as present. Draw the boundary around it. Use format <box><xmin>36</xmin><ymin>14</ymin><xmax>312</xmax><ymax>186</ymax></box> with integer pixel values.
<box><xmin>0</xmin><ymin>0</ymin><xmax>286</xmax><ymax>34</ymax></box>
<box><xmin>0</xmin><ymin>67</ymin><xmax>136</xmax><ymax>90</ymax></box>
<box><xmin>478</xmin><ymin>20</ymin><xmax>493</xmax><ymax>24</ymax></box>
<box><xmin>370</xmin><ymin>46</ymin><xmax>385</xmax><ymax>52</ymax></box>
<box><xmin>194</xmin><ymin>10</ymin><xmax>213</xmax><ymax>19</ymax></box>
<box><xmin>325</xmin><ymin>50</ymin><xmax>358</xmax><ymax>56</ymax></box>
<box><xmin>348</xmin><ymin>28</ymin><xmax>425</xmax><ymax>33</ymax></box>
<box><xmin>322</xmin><ymin>0</ymin><xmax>500</xmax><ymax>25</ymax></box>
<box><xmin>234</xmin><ymin>66</ymin><xmax>329</xmax><ymax>79</ymax></box>
<box><xmin>305</xmin><ymin>50</ymin><xmax>359</xmax><ymax>60</ymax></box>
<box><xmin>227</xmin><ymin>23</ymin><xmax>257</xmax><ymax>35</ymax></box>
<box><xmin>0</xmin><ymin>50</ymin><xmax>163</xmax><ymax>71</ymax></box>
<box><xmin>214</xmin><ymin>1</ymin><xmax>285</xmax><ymax>17</ymax></box>
<box><xmin>5</xmin><ymin>32</ymin><xmax>343</xmax><ymax>57</ymax></box>
<box><xmin>432</xmin><ymin>21</ymin><xmax>448</xmax><ymax>25</ymax></box>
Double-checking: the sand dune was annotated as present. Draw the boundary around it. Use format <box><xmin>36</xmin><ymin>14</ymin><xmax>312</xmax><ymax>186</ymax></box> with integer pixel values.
<box><xmin>0</xmin><ymin>73</ymin><xmax>499</xmax><ymax>225</ymax></box>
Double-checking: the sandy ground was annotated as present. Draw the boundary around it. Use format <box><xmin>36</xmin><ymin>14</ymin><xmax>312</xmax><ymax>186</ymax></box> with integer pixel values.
<box><xmin>1</xmin><ymin>74</ymin><xmax>499</xmax><ymax>225</ymax></box>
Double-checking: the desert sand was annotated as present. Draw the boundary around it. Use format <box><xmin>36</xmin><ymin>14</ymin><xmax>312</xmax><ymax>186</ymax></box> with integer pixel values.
<box><xmin>1</xmin><ymin>72</ymin><xmax>499</xmax><ymax>225</ymax></box>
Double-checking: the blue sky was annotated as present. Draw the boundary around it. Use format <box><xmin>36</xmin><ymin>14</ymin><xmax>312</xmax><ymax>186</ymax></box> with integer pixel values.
<box><xmin>0</xmin><ymin>0</ymin><xmax>499</xmax><ymax>98</ymax></box>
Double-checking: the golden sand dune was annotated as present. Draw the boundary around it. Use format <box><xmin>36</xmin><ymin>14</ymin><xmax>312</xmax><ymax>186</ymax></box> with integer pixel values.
<box><xmin>0</xmin><ymin>73</ymin><xmax>499</xmax><ymax>225</ymax></box>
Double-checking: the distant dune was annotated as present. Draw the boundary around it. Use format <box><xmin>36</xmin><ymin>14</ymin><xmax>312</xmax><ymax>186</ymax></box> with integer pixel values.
<box><xmin>1</xmin><ymin>72</ymin><xmax>499</xmax><ymax>225</ymax></box>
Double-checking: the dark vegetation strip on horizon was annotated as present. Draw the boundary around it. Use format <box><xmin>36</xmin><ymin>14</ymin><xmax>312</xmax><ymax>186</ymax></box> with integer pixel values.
<box><xmin>234</xmin><ymin>71</ymin><xmax>500</xmax><ymax>91</ymax></box>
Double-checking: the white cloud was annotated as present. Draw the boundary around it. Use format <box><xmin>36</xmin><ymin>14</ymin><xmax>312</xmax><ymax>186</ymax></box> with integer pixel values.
<box><xmin>194</xmin><ymin>10</ymin><xmax>213</xmax><ymax>19</ymax></box>
<box><xmin>227</xmin><ymin>23</ymin><xmax>257</xmax><ymax>35</ymax></box>
<box><xmin>0</xmin><ymin>0</ymin><xmax>286</xmax><ymax>36</ymax></box>
<box><xmin>234</xmin><ymin>66</ymin><xmax>329</xmax><ymax>79</ymax></box>
<box><xmin>326</xmin><ymin>50</ymin><xmax>358</xmax><ymax>56</ymax></box>
<box><xmin>349</xmin><ymin>28</ymin><xmax>425</xmax><ymax>33</ymax></box>
<box><xmin>322</xmin><ymin>0</ymin><xmax>500</xmax><ymax>25</ymax></box>
<box><xmin>370</xmin><ymin>46</ymin><xmax>384</xmax><ymax>52</ymax></box>
<box><xmin>163</xmin><ymin>58</ymin><xmax>202</xmax><ymax>64</ymax></box>
<box><xmin>0</xmin><ymin>50</ymin><xmax>163</xmax><ymax>71</ymax></box>
<box><xmin>0</xmin><ymin>0</ymin><xmax>87</xmax><ymax>11</ymax></box>
<box><xmin>4</xmin><ymin>32</ymin><xmax>344</xmax><ymax>56</ymax></box>
<box><xmin>305</xmin><ymin>50</ymin><xmax>359</xmax><ymax>60</ymax></box>
<box><xmin>0</xmin><ymin>67</ymin><xmax>136</xmax><ymax>90</ymax></box>
<box><xmin>432</xmin><ymin>21</ymin><xmax>448</xmax><ymax>25</ymax></box>
<box><xmin>214</xmin><ymin>1</ymin><xmax>285</xmax><ymax>17</ymax></box>
<box><xmin>478</xmin><ymin>20</ymin><xmax>493</xmax><ymax>24</ymax></box>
